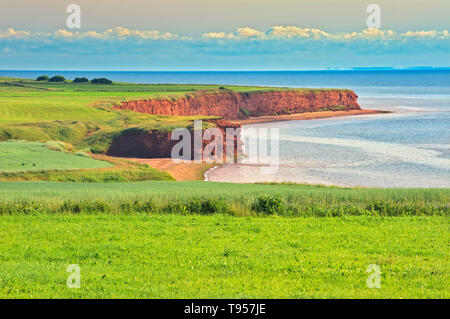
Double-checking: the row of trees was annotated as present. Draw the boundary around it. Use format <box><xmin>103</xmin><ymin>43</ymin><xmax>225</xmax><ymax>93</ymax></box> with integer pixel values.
<box><xmin>36</xmin><ymin>75</ymin><xmax>113</xmax><ymax>84</ymax></box>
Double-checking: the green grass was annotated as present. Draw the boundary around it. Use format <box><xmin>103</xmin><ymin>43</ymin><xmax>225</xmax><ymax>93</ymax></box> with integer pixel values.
<box><xmin>0</xmin><ymin>163</ymin><xmax>174</xmax><ymax>183</ymax></box>
<box><xmin>0</xmin><ymin>141</ymin><xmax>173</xmax><ymax>182</ymax></box>
<box><xmin>0</xmin><ymin>181</ymin><xmax>447</xmax><ymax>216</ymax></box>
<box><xmin>0</xmin><ymin>214</ymin><xmax>447</xmax><ymax>298</ymax></box>
<box><xmin>0</xmin><ymin>141</ymin><xmax>112</xmax><ymax>172</ymax></box>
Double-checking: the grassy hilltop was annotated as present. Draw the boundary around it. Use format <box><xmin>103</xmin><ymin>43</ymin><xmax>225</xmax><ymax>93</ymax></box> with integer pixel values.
<box><xmin>0</xmin><ymin>76</ymin><xmax>448</xmax><ymax>299</ymax></box>
<box><xmin>0</xmin><ymin>77</ymin><xmax>343</xmax><ymax>152</ymax></box>
<box><xmin>0</xmin><ymin>77</ymin><xmax>241</xmax><ymax>153</ymax></box>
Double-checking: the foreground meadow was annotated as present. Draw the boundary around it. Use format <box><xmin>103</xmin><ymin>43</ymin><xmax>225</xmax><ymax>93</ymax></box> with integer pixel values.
<box><xmin>0</xmin><ymin>181</ymin><xmax>448</xmax><ymax>298</ymax></box>
<box><xmin>0</xmin><ymin>214</ymin><xmax>447</xmax><ymax>298</ymax></box>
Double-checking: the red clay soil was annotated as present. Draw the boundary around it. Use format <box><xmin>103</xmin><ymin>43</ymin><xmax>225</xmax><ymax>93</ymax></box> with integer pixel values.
<box><xmin>115</xmin><ymin>90</ymin><xmax>360</xmax><ymax>120</ymax></box>
<box><xmin>109</xmin><ymin>90</ymin><xmax>364</xmax><ymax>159</ymax></box>
<box><xmin>107</xmin><ymin>119</ymin><xmax>242</xmax><ymax>161</ymax></box>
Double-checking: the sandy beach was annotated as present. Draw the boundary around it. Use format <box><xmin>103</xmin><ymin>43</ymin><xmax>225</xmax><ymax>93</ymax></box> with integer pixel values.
<box><xmin>118</xmin><ymin>157</ymin><xmax>216</xmax><ymax>181</ymax></box>
<box><xmin>228</xmin><ymin>109</ymin><xmax>387</xmax><ymax>125</ymax></box>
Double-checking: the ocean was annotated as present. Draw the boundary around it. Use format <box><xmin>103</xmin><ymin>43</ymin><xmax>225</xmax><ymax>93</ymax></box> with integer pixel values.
<box><xmin>2</xmin><ymin>69</ymin><xmax>449</xmax><ymax>187</ymax></box>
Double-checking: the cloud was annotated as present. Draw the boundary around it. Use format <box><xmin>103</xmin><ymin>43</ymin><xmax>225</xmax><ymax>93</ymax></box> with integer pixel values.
<box><xmin>401</xmin><ymin>30</ymin><xmax>449</xmax><ymax>39</ymax></box>
<box><xmin>3</xmin><ymin>26</ymin><xmax>449</xmax><ymax>42</ymax></box>
<box><xmin>202</xmin><ymin>27</ymin><xmax>263</xmax><ymax>39</ymax></box>
<box><xmin>236</xmin><ymin>27</ymin><xmax>263</xmax><ymax>38</ymax></box>
<box><xmin>202</xmin><ymin>32</ymin><xmax>229</xmax><ymax>39</ymax></box>
<box><xmin>1</xmin><ymin>26</ymin><xmax>448</xmax><ymax>66</ymax></box>
<box><xmin>54</xmin><ymin>29</ymin><xmax>74</xmax><ymax>38</ymax></box>
<box><xmin>267</xmin><ymin>26</ymin><xmax>330</xmax><ymax>39</ymax></box>
<box><xmin>49</xmin><ymin>27</ymin><xmax>181</xmax><ymax>40</ymax></box>
<box><xmin>0</xmin><ymin>28</ymin><xmax>30</xmax><ymax>39</ymax></box>
<box><xmin>103</xmin><ymin>27</ymin><xmax>179</xmax><ymax>40</ymax></box>
<box><xmin>339</xmin><ymin>28</ymin><xmax>396</xmax><ymax>41</ymax></box>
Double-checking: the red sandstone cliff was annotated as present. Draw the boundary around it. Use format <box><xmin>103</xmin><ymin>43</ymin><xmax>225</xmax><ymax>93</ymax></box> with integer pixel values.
<box><xmin>107</xmin><ymin>119</ymin><xmax>242</xmax><ymax>161</ymax></box>
<box><xmin>108</xmin><ymin>90</ymin><xmax>360</xmax><ymax>159</ymax></box>
<box><xmin>115</xmin><ymin>90</ymin><xmax>360</xmax><ymax>120</ymax></box>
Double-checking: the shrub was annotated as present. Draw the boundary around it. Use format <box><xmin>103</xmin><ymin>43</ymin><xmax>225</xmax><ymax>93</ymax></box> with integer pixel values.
<box><xmin>59</xmin><ymin>200</ymin><xmax>110</xmax><ymax>213</ymax></box>
<box><xmin>251</xmin><ymin>194</ymin><xmax>285</xmax><ymax>215</ymax></box>
<box><xmin>73</xmin><ymin>77</ymin><xmax>89</xmax><ymax>83</ymax></box>
<box><xmin>120</xmin><ymin>199</ymin><xmax>157</xmax><ymax>213</ymax></box>
<box><xmin>0</xmin><ymin>200</ymin><xmax>46</xmax><ymax>215</ymax></box>
<box><xmin>91</xmin><ymin>78</ymin><xmax>113</xmax><ymax>84</ymax></box>
<box><xmin>163</xmin><ymin>202</ymin><xmax>189</xmax><ymax>215</ymax></box>
<box><xmin>44</xmin><ymin>141</ymin><xmax>72</xmax><ymax>152</ymax></box>
<box><xmin>36</xmin><ymin>75</ymin><xmax>49</xmax><ymax>81</ymax></box>
<box><xmin>48</xmin><ymin>75</ymin><xmax>66</xmax><ymax>82</ymax></box>
<box><xmin>200</xmin><ymin>199</ymin><xmax>230</xmax><ymax>215</ymax></box>
<box><xmin>183</xmin><ymin>198</ymin><xmax>230</xmax><ymax>215</ymax></box>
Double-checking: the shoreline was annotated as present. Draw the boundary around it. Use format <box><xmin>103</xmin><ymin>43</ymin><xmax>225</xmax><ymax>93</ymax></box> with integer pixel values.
<box><xmin>228</xmin><ymin>109</ymin><xmax>389</xmax><ymax>125</ymax></box>
<box><xmin>116</xmin><ymin>157</ymin><xmax>216</xmax><ymax>181</ymax></box>
<box><xmin>206</xmin><ymin>109</ymin><xmax>390</xmax><ymax>184</ymax></box>
<box><xmin>122</xmin><ymin>109</ymin><xmax>391</xmax><ymax>183</ymax></box>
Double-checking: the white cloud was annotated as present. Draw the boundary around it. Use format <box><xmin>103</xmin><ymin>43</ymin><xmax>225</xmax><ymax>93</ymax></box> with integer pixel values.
<box><xmin>54</xmin><ymin>29</ymin><xmax>74</xmax><ymax>38</ymax></box>
<box><xmin>202</xmin><ymin>27</ymin><xmax>263</xmax><ymax>40</ymax></box>
<box><xmin>400</xmin><ymin>29</ymin><xmax>450</xmax><ymax>40</ymax></box>
<box><xmin>1</xmin><ymin>26</ymin><xmax>449</xmax><ymax>44</ymax></box>
<box><xmin>49</xmin><ymin>27</ymin><xmax>181</xmax><ymax>40</ymax></box>
<box><xmin>0</xmin><ymin>28</ymin><xmax>30</xmax><ymax>39</ymax></box>
<box><xmin>102</xmin><ymin>27</ymin><xmax>180</xmax><ymax>40</ymax></box>
<box><xmin>236</xmin><ymin>27</ymin><xmax>263</xmax><ymax>38</ymax></box>
<box><xmin>341</xmin><ymin>28</ymin><xmax>396</xmax><ymax>40</ymax></box>
<box><xmin>267</xmin><ymin>26</ymin><xmax>330</xmax><ymax>39</ymax></box>
<box><xmin>202</xmin><ymin>32</ymin><xmax>228</xmax><ymax>39</ymax></box>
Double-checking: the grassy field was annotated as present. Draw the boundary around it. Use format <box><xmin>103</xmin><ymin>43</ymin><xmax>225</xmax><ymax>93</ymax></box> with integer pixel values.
<box><xmin>0</xmin><ymin>141</ymin><xmax>112</xmax><ymax>172</ymax></box>
<box><xmin>0</xmin><ymin>214</ymin><xmax>447</xmax><ymax>298</ymax></box>
<box><xmin>0</xmin><ymin>181</ymin><xmax>447</xmax><ymax>216</ymax></box>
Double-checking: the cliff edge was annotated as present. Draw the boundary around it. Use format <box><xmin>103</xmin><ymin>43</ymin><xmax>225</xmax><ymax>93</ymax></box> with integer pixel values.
<box><xmin>115</xmin><ymin>89</ymin><xmax>360</xmax><ymax>120</ymax></box>
<box><xmin>108</xmin><ymin>89</ymin><xmax>360</xmax><ymax>159</ymax></box>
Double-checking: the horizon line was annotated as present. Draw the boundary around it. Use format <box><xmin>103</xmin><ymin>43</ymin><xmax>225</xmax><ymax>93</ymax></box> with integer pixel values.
<box><xmin>1</xmin><ymin>66</ymin><xmax>450</xmax><ymax>72</ymax></box>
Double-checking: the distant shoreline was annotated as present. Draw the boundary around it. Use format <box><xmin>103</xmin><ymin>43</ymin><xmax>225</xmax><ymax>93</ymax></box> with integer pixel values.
<box><xmin>228</xmin><ymin>109</ymin><xmax>389</xmax><ymax>125</ymax></box>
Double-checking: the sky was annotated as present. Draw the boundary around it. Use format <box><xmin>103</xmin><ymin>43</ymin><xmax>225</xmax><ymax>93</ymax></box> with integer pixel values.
<box><xmin>0</xmin><ymin>0</ymin><xmax>449</xmax><ymax>70</ymax></box>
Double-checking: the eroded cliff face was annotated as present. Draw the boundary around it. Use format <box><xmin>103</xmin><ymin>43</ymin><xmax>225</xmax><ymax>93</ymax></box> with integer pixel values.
<box><xmin>109</xmin><ymin>90</ymin><xmax>359</xmax><ymax>159</ymax></box>
<box><xmin>107</xmin><ymin>119</ymin><xmax>242</xmax><ymax>161</ymax></box>
<box><xmin>115</xmin><ymin>90</ymin><xmax>360</xmax><ymax>120</ymax></box>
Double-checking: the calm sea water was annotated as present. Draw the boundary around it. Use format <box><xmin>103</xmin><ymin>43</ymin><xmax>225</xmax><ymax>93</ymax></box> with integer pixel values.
<box><xmin>2</xmin><ymin>69</ymin><xmax>449</xmax><ymax>187</ymax></box>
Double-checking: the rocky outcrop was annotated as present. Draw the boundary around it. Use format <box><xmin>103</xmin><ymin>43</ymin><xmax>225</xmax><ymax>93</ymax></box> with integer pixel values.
<box><xmin>109</xmin><ymin>89</ymin><xmax>360</xmax><ymax>159</ymax></box>
<box><xmin>116</xmin><ymin>90</ymin><xmax>360</xmax><ymax>120</ymax></box>
<box><xmin>107</xmin><ymin>119</ymin><xmax>242</xmax><ymax>161</ymax></box>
